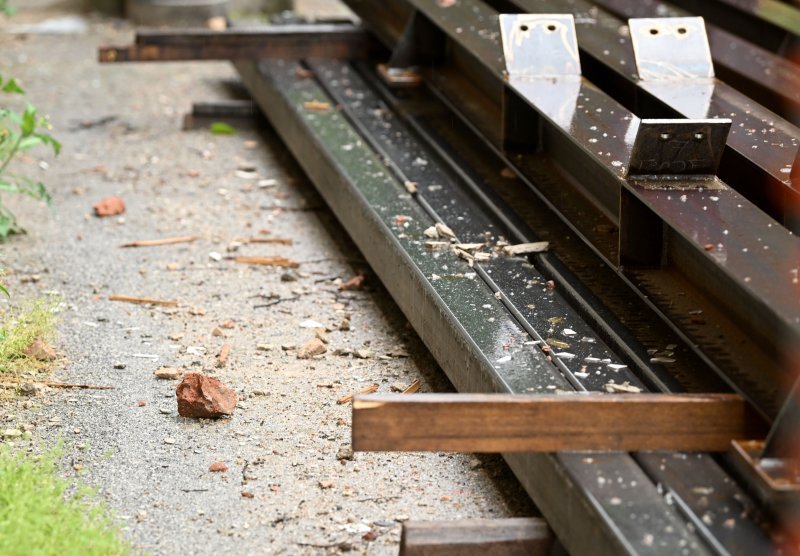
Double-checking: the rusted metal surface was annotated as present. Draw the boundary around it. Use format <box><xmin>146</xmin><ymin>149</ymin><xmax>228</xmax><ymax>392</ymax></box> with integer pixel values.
<box><xmin>98</xmin><ymin>24</ymin><xmax>373</xmax><ymax>62</ymax></box>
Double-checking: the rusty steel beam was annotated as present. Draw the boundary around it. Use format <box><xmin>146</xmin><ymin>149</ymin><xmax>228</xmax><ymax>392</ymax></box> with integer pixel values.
<box><xmin>98</xmin><ymin>24</ymin><xmax>374</xmax><ymax>62</ymax></box>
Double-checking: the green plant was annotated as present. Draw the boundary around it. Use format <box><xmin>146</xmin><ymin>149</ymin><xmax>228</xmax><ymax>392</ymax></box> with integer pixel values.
<box><xmin>0</xmin><ymin>444</ymin><xmax>131</xmax><ymax>556</ymax></box>
<box><xmin>0</xmin><ymin>74</ymin><xmax>60</xmax><ymax>239</ymax></box>
<box><xmin>0</xmin><ymin>295</ymin><xmax>59</xmax><ymax>375</ymax></box>
<box><xmin>0</xmin><ymin>0</ymin><xmax>14</xmax><ymax>16</ymax></box>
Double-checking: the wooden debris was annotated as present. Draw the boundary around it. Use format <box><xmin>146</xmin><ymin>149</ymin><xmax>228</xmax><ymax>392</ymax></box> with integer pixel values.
<box><xmin>247</xmin><ymin>237</ymin><xmax>294</xmax><ymax>245</ymax></box>
<box><xmin>351</xmin><ymin>393</ymin><xmax>765</xmax><ymax>452</ymax></box>
<box><xmin>217</xmin><ymin>343</ymin><xmax>230</xmax><ymax>367</ymax></box>
<box><xmin>337</xmin><ymin>383</ymin><xmax>378</xmax><ymax>405</ymax></box>
<box><xmin>503</xmin><ymin>242</ymin><xmax>550</xmax><ymax>256</ymax></box>
<box><xmin>338</xmin><ymin>274</ymin><xmax>366</xmax><ymax>291</ymax></box>
<box><xmin>108</xmin><ymin>295</ymin><xmax>178</xmax><ymax>307</ymax></box>
<box><xmin>404</xmin><ymin>181</ymin><xmax>418</xmax><ymax>194</ymax></box>
<box><xmin>120</xmin><ymin>236</ymin><xmax>198</xmax><ymax>248</ymax></box>
<box><xmin>402</xmin><ymin>379</ymin><xmax>421</xmax><ymax>394</ymax></box>
<box><xmin>401</xmin><ymin>518</ymin><xmax>553</xmax><ymax>556</ymax></box>
<box><xmin>434</xmin><ymin>222</ymin><xmax>456</xmax><ymax>240</ymax></box>
<box><xmin>235</xmin><ymin>256</ymin><xmax>300</xmax><ymax>268</ymax></box>
<box><xmin>3</xmin><ymin>379</ymin><xmax>113</xmax><ymax>390</ymax></box>
<box><xmin>303</xmin><ymin>100</ymin><xmax>331</xmax><ymax>111</ymax></box>
<box><xmin>604</xmin><ymin>381</ymin><xmax>642</xmax><ymax>394</ymax></box>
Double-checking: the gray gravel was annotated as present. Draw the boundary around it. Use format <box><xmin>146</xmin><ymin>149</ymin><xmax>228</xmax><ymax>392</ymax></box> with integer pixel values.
<box><xmin>0</xmin><ymin>13</ymin><xmax>534</xmax><ymax>555</ymax></box>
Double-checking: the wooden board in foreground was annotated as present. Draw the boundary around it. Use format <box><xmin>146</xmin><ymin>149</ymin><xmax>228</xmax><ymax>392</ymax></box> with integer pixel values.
<box><xmin>400</xmin><ymin>518</ymin><xmax>553</xmax><ymax>556</ymax></box>
<box><xmin>352</xmin><ymin>393</ymin><xmax>764</xmax><ymax>452</ymax></box>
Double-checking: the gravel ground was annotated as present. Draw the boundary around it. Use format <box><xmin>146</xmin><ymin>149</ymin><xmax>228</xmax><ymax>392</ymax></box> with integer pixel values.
<box><xmin>0</xmin><ymin>12</ymin><xmax>535</xmax><ymax>555</ymax></box>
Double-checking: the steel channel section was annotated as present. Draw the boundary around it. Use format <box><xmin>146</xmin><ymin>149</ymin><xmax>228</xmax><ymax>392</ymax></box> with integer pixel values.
<box><xmin>234</xmin><ymin>59</ymin><xmax>724</xmax><ymax>555</ymax></box>
<box><xmin>344</xmin><ymin>0</ymin><xmax>800</xmax><ymax>420</ymax></box>
<box><xmin>590</xmin><ymin>0</ymin><xmax>800</xmax><ymax>126</ymax></box>
<box><xmin>506</xmin><ymin>0</ymin><xmax>800</xmax><ymax>233</ymax></box>
<box><xmin>304</xmin><ymin>58</ymin><xmax>776</xmax><ymax>554</ymax></box>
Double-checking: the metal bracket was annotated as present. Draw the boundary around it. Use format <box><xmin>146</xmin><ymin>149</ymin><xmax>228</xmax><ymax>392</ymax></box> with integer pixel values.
<box><xmin>499</xmin><ymin>14</ymin><xmax>581</xmax><ymax>78</ymax></box>
<box><xmin>629</xmin><ymin>17</ymin><xmax>714</xmax><ymax>80</ymax></box>
<box><xmin>377</xmin><ymin>11</ymin><xmax>443</xmax><ymax>88</ymax></box>
<box><xmin>627</xmin><ymin>119</ymin><xmax>731</xmax><ymax>179</ymax></box>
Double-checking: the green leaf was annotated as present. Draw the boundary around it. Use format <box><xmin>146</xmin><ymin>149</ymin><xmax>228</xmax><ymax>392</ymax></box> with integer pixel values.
<box><xmin>17</xmin><ymin>135</ymin><xmax>43</xmax><ymax>151</ymax></box>
<box><xmin>209</xmin><ymin>122</ymin><xmax>236</xmax><ymax>135</ymax></box>
<box><xmin>1</xmin><ymin>78</ymin><xmax>24</xmax><ymax>95</ymax></box>
<box><xmin>0</xmin><ymin>283</ymin><xmax>8</xmax><ymax>297</ymax></box>
<box><xmin>20</xmin><ymin>106</ymin><xmax>36</xmax><ymax>136</ymax></box>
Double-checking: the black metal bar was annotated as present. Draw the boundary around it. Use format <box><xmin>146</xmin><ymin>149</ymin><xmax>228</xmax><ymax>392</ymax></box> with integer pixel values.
<box><xmin>98</xmin><ymin>24</ymin><xmax>375</xmax><ymax>62</ymax></box>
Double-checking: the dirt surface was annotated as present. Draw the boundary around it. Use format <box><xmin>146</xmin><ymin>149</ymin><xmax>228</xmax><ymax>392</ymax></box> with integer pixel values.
<box><xmin>0</xmin><ymin>13</ymin><xmax>534</xmax><ymax>555</ymax></box>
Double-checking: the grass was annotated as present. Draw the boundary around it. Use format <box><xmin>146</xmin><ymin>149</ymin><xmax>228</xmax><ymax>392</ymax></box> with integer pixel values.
<box><xmin>0</xmin><ymin>294</ymin><xmax>59</xmax><ymax>377</ymax></box>
<box><xmin>0</xmin><ymin>444</ymin><xmax>131</xmax><ymax>556</ymax></box>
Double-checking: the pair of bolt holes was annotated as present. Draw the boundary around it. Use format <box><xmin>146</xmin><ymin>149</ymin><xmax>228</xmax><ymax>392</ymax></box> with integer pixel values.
<box><xmin>660</xmin><ymin>132</ymin><xmax>706</xmax><ymax>141</ymax></box>
<box><xmin>519</xmin><ymin>23</ymin><xmax>558</xmax><ymax>32</ymax></box>
<box><xmin>649</xmin><ymin>26</ymin><xmax>689</xmax><ymax>35</ymax></box>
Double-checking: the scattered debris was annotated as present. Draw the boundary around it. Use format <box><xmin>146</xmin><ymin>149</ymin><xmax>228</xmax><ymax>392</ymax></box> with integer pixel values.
<box><xmin>423</xmin><ymin>226</ymin><xmax>439</xmax><ymax>239</ymax></box>
<box><xmin>154</xmin><ymin>367</ymin><xmax>182</xmax><ymax>380</ymax></box>
<box><xmin>176</xmin><ymin>373</ymin><xmax>237</xmax><ymax>418</ymax></box>
<box><xmin>338</xmin><ymin>274</ymin><xmax>366</xmax><ymax>291</ymax></box>
<box><xmin>404</xmin><ymin>181</ymin><xmax>418</xmax><ymax>194</ymax></box>
<box><xmin>318</xmin><ymin>479</ymin><xmax>334</xmax><ymax>489</ymax></box>
<box><xmin>241</xmin><ymin>491</ymin><xmax>254</xmax><ymax>499</ymax></box>
<box><xmin>299</xmin><ymin>319</ymin><xmax>325</xmax><ymax>329</ymax></box>
<box><xmin>189</xmin><ymin>307</ymin><xmax>207</xmax><ymax>316</ymax></box>
<box><xmin>336</xmin><ymin>446</ymin><xmax>354</xmax><ymax>461</ymax></box>
<box><xmin>354</xmin><ymin>349</ymin><xmax>373</xmax><ymax>359</ymax></box>
<box><xmin>248</xmin><ymin>237</ymin><xmax>293</xmax><ymax>245</ymax></box>
<box><xmin>338</xmin><ymin>318</ymin><xmax>351</xmax><ymax>331</ymax></box>
<box><xmin>108</xmin><ymin>295</ymin><xmax>178</xmax><ymax>307</ymax></box>
<box><xmin>217</xmin><ymin>343</ymin><xmax>230</xmax><ymax>367</ymax></box>
<box><xmin>236</xmin><ymin>256</ymin><xmax>299</xmax><ymax>268</ymax></box>
<box><xmin>337</xmin><ymin>383</ymin><xmax>378</xmax><ymax>405</ymax></box>
<box><xmin>434</xmin><ymin>222</ymin><xmax>456</xmax><ymax>240</ymax></box>
<box><xmin>297</xmin><ymin>338</ymin><xmax>327</xmax><ymax>359</ymax></box>
<box><xmin>402</xmin><ymin>379</ymin><xmax>421</xmax><ymax>394</ymax></box>
<box><xmin>424</xmin><ymin>241</ymin><xmax>449</xmax><ymax>250</ymax></box>
<box><xmin>503</xmin><ymin>242</ymin><xmax>550</xmax><ymax>256</ymax></box>
<box><xmin>303</xmin><ymin>100</ymin><xmax>331</xmax><ymax>111</ymax></box>
<box><xmin>93</xmin><ymin>196</ymin><xmax>125</xmax><ymax>217</ymax></box>
<box><xmin>256</xmin><ymin>343</ymin><xmax>274</xmax><ymax>352</ymax></box>
<box><xmin>209</xmin><ymin>462</ymin><xmax>228</xmax><ymax>472</ymax></box>
<box><xmin>120</xmin><ymin>236</ymin><xmax>198</xmax><ymax>248</ymax></box>
<box><xmin>212</xmin><ymin>327</ymin><xmax>225</xmax><ymax>337</ymax></box>
<box><xmin>23</xmin><ymin>338</ymin><xmax>56</xmax><ymax>361</ymax></box>
<box><xmin>603</xmin><ymin>381</ymin><xmax>642</xmax><ymax>394</ymax></box>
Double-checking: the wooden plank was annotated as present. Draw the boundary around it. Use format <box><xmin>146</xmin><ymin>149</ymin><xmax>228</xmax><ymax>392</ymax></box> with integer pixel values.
<box><xmin>400</xmin><ymin>518</ymin><xmax>553</xmax><ymax>556</ymax></box>
<box><xmin>352</xmin><ymin>393</ymin><xmax>765</xmax><ymax>452</ymax></box>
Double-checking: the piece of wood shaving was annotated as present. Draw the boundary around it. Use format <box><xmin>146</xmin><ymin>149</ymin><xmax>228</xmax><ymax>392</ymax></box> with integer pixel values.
<box><xmin>503</xmin><ymin>242</ymin><xmax>550</xmax><ymax>256</ymax></box>
<box><xmin>108</xmin><ymin>295</ymin><xmax>178</xmax><ymax>307</ymax></box>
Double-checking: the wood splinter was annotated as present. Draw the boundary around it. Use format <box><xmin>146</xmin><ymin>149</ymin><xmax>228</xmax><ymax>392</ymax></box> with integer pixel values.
<box><xmin>108</xmin><ymin>295</ymin><xmax>178</xmax><ymax>307</ymax></box>
<box><xmin>337</xmin><ymin>383</ymin><xmax>378</xmax><ymax>405</ymax></box>
<box><xmin>235</xmin><ymin>256</ymin><xmax>300</xmax><ymax>268</ymax></box>
<box><xmin>120</xmin><ymin>236</ymin><xmax>198</xmax><ymax>248</ymax></box>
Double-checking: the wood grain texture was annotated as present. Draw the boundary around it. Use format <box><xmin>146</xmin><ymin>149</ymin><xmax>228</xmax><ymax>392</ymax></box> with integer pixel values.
<box><xmin>400</xmin><ymin>518</ymin><xmax>553</xmax><ymax>556</ymax></box>
<box><xmin>352</xmin><ymin>393</ymin><xmax>765</xmax><ymax>452</ymax></box>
